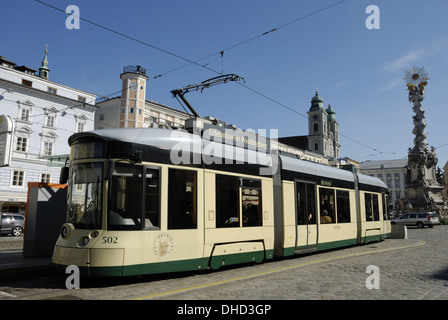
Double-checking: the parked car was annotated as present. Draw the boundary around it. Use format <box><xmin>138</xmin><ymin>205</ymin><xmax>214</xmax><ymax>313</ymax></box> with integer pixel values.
<box><xmin>391</xmin><ymin>212</ymin><xmax>440</xmax><ymax>228</ymax></box>
<box><xmin>0</xmin><ymin>213</ymin><xmax>25</xmax><ymax>236</ymax></box>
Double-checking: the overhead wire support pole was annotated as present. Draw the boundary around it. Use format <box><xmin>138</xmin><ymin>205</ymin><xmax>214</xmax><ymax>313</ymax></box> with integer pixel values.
<box><xmin>171</xmin><ymin>74</ymin><xmax>245</xmax><ymax>118</ymax></box>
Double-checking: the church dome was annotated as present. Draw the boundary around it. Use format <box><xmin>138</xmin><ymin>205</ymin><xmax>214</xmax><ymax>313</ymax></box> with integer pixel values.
<box><xmin>326</xmin><ymin>104</ymin><xmax>337</xmax><ymax>122</ymax></box>
<box><xmin>309</xmin><ymin>91</ymin><xmax>324</xmax><ymax>111</ymax></box>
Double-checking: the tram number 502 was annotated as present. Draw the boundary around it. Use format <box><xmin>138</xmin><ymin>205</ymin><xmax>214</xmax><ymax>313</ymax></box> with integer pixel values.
<box><xmin>102</xmin><ymin>236</ymin><xmax>118</xmax><ymax>244</ymax></box>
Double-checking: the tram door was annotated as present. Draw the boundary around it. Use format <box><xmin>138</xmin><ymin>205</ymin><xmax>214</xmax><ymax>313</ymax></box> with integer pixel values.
<box><xmin>295</xmin><ymin>181</ymin><xmax>318</xmax><ymax>252</ymax></box>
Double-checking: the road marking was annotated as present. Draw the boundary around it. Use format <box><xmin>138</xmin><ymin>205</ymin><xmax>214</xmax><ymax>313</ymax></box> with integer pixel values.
<box><xmin>132</xmin><ymin>240</ymin><xmax>426</xmax><ymax>300</ymax></box>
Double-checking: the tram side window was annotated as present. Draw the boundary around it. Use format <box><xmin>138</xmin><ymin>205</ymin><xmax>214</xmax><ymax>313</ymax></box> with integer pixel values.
<box><xmin>296</xmin><ymin>182</ymin><xmax>316</xmax><ymax>225</ymax></box>
<box><xmin>216</xmin><ymin>174</ymin><xmax>240</xmax><ymax>228</ymax></box>
<box><xmin>382</xmin><ymin>194</ymin><xmax>389</xmax><ymax>220</ymax></box>
<box><xmin>336</xmin><ymin>190</ymin><xmax>351</xmax><ymax>223</ymax></box>
<box><xmin>364</xmin><ymin>193</ymin><xmax>380</xmax><ymax>221</ymax></box>
<box><xmin>144</xmin><ymin>168</ymin><xmax>160</xmax><ymax>229</ymax></box>
<box><xmin>168</xmin><ymin>169</ymin><xmax>197</xmax><ymax>229</ymax></box>
<box><xmin>319</xmin><ymin>187</ymin><xmax>335</xmax><ymax>224</ymax></box>
<box><xmin>242</xmin><ymin>179</ymin><xmax>262</xmax><ymax>227</ymax></box>
<box><xmin>109</xmin><ymin>163</ymin><xmax>142</xmax><ymax>230</ymax></box>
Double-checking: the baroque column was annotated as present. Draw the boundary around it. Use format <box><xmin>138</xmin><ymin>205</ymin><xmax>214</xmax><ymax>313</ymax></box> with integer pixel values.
<box><xmin>404</xmin><ymin>67</ymin><xmax>446</xmax><ymax>213</ymax></box>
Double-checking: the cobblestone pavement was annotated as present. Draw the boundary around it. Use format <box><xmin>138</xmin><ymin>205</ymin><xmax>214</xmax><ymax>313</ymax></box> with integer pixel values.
<box><xmin>1</xmin><ymin>226</ymin><xmax>448</xmax><ymax>300</ymax></box>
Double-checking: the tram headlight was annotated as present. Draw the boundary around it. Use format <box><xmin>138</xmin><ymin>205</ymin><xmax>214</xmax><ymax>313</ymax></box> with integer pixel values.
<box><xmin>61</xmin><ymin>225</ymin><xmax>69</xmax><ymax>239</ymax></box>
<box><xmin>81</xmin><ymin>236</ymin><xmax>89</xmax><ymax>246</ymax></box>
<box><xmin>90</xmin><ymin>230</ymin><xmax>99</xmax><ymax>238</ymax></box>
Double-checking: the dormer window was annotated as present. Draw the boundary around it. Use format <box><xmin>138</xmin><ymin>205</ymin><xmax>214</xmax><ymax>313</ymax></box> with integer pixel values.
<box><xmin>47</xmin><ymin>87</ymin><xmax>57</xmax><ymax>94</ymax></box>
<box><xmin>22</xmin><ymin>79</ymin><xmax>32</xmax><ymax>87</ymax></box>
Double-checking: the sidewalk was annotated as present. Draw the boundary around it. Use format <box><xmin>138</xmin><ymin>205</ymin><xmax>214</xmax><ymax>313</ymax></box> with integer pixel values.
<box><xmin>0</xmin><ymin>237</ymin><xmax>54</xmax><ymax>280</ymax></box>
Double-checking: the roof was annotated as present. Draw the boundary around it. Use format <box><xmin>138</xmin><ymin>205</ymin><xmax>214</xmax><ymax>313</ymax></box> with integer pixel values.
<box><xmin>359</xmin><ymin>159</ymin><xmax>408</xmax><ymax>170</ymax></box>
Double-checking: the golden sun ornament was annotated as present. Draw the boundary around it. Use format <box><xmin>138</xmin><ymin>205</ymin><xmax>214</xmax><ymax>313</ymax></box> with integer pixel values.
<box><xmin>404</xmin><ymin>66</ymin><xmax>429</xmax><ymax>85</ymax></box>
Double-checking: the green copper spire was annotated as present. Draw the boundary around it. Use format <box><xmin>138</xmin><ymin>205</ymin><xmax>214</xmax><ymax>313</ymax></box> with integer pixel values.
<box><xmin>309</xmin><ymin>90</ymin><xmax>324</xmax><ymax>111</ymax></box>
<box><xmin>326</xmin><ymin>103</ymin><xmax>337</xmax><ymax>122</ymax></box>
<box><xmin>39</xmin><ymin>44</ymin><xmax>50</xmax><ymax>79</ymax></box>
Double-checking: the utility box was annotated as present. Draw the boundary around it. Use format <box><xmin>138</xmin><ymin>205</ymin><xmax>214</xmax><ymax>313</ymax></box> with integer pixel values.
<box><xmin>23</xmin><ymin>183</ymin><xmax>67</xmax><ymax>257</ymax></box>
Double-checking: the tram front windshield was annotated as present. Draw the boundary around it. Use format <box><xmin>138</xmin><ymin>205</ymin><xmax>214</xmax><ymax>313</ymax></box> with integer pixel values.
<box><xmin>68</xmin><ymin>162</ymin><xmax>103</xmax><ymax>229</ymax></box>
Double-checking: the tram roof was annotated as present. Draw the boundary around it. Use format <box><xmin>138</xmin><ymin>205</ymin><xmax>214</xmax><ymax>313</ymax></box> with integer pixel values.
<box><xmin>69</xmin><ymin>128</ymin><xmax>192</xmax><ymax>147</ymax></box>
<box><xmin>69</xmin><ymin>128</ymin><xmax>273</xmax><ymax>168</ymax></box>
<box><xmin>357</xmin><ymin>172</ymin><xmax>388</xmax><ymax>189</ymax></box>
<box><xmin>280</xmin><ymin>154</ymin><xmax>355</xmax><ymax>183</ymax></box>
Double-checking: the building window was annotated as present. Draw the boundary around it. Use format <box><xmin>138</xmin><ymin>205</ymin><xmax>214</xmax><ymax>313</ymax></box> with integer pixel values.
<box><xmin>16</xmin><ymin>137</ymin><xmax>27</xmax><ymax>152</ymax></box>
<box><xmin>75</xmin><ymin>115</ymin><xmax>87</xmax><ymax>133</ymax></box>
<box><xmin>46</xmin><ymin>115</ymin><xmax>55</xmax><ymax>127</ymax></box>
<box><xmin>15</xmin><ymin>126</ymin><xmax>32</xmax><ymax>153</ymax></box>
<box><xmin>47</xmin><ymin>87</ymin><xmax>57</xmax><ymax>94</ymax></box>
<box><xmin>17</xmin><ymin>101</ymin><xmax>33</xmax><ymax>124</ymax></box>
<box><xmin>99</xmin><ymin>113</ymin><xmax>105</xmax><ymax>121</ymax></box>
<box><xmin>314</xmin><ymin>123</ymin><xmax>319</xmax><ymax>133</ymax></box>
<box><xmin>41</xmin><ymin>173</ymin><xmax>51</xmax><ymax>183</ymax></box>
<box><xmin>11</xmin><ymin>170</ymin><xmax>25</xmax><ymax>187</ymax></box>
<box><xmin>43</xmin><ymin>141</ymin><xmax>53</xmax><ymax>156</ymax></box>
<box><xmin>21</xmin><ymin>109</ymin><xmax>30</xmax><ymax>122</ymax></box>
<box><xmin>78</xmin><ymin>96</ymin><xmax>86</xmax><ymax>103</ymax></box>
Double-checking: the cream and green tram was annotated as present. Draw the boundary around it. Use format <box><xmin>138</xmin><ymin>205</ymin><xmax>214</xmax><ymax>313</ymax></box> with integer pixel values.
<box><xmin>52</xmin><ymin>127</ymin><xmax>390</xmax><ymax>277</ymax></box>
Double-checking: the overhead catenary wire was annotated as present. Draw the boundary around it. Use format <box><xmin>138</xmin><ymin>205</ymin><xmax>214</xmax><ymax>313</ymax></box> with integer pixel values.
<box><xmin>34</xmin><ymin>0</ymin><xmax>222</xmax><ymax>76</ymax></box>
<box><xmin>35</xmin><ymin>0</ymin><xmax>390</xmax><ymax>155</ymax></box>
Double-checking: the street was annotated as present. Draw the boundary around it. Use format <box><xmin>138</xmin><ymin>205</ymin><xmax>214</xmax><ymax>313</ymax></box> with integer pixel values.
<box><xmin>0</xmin><ymin>226</ymin><xmax>448</xmax><ymax>301</ymax></box>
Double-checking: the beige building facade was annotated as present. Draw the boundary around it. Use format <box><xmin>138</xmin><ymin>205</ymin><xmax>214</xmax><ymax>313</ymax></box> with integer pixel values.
<box><xmin>95</xmin><ymin>65</ymin><xmax>189</xmax><ymax>130</ymax></box>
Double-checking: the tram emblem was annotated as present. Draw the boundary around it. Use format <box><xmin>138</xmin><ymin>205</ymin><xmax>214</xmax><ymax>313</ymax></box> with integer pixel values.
<box><xmin>153</xmin><ymin>233</ymin><xmax>175</xmax><ymax>258</ymax></box>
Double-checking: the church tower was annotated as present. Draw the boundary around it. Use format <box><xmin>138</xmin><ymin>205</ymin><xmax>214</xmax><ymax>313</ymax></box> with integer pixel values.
<box><xmin>38</xmin><ymin>44</ymin><xmax>50</xmax><ymax>79</ymax></box>
<box><xmin>119</xmin><ymin>65</ymin><xmax>148</xmax><ymax>128</ymax></box>
<box><xmin>326</xmin><ymin>103</ymin><xmax>340</xmax><ymax>159</ymax></box>
<box><xmin>307</xmin><ymin>91</ymin><xmax>340</xmax><ymax>159</ymax></box>
<box><xmin>307</xmin><ymin>91</ymin><xmax>327</xmax><ymax>156</ymax></box>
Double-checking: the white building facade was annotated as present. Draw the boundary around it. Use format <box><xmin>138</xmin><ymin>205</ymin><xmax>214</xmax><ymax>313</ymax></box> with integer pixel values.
<box><xmin>359</xmin><ymin>159</ymin><xmax>408</xmax><ymax>207</ymax></box>
<box><xmin>0</xmin><ymin>52</ymin><xmax>97</xmax><ymax>213</ymax></box>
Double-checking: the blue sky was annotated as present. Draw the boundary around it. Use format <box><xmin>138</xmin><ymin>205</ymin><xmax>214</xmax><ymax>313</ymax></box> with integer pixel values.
<box><xmin>2</xmin><ymin>0</ymin><xmax>448</xmax><ymax>166</ymax></box>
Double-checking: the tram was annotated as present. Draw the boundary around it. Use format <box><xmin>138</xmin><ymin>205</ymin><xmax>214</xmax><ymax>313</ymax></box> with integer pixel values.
<box><xmin>52</xmin><ymin>118</ymin><xmax>391</xmax><ymax>276</ymax></box>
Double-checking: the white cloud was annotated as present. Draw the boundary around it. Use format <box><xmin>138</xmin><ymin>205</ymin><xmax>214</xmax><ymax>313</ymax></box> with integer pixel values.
<box><xmin>383</xmin><ymin>49</ymin><xmax>427</xmax><ymax>72</ymax></box>
<box><xmin>377</xmin><ymin>78</ymin><xmax>403</xmax><ymax>93</ymax></box>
